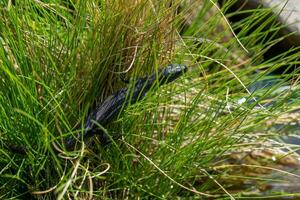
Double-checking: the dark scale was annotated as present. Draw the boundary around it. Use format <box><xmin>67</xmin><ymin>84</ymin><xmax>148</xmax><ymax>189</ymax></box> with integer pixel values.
<box><xmin>7</xmin><ymin>64</ymin><xmax>187</xmax><ymax>154</ymax></box>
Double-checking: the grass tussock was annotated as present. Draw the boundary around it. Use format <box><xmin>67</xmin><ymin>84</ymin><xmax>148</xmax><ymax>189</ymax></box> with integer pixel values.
<box><xmin>0</xmin><ymin>0</ymin><xmax>300</xmax><ymax>199</ymax></box>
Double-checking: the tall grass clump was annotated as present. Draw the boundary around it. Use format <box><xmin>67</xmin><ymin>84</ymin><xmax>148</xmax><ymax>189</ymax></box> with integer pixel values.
<box><xmin>0</xmin><ymin>0</ymin><xmax>300</xmax><ymax>199</ymax></box>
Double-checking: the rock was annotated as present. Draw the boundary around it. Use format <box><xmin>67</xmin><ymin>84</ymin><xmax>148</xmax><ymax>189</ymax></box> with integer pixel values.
<box><xmin>259</xmin><ymin>0</ymin><xmax>300</xmax><ymax>46</ymax></box>
<box><xmin>219</xmin><ymin>0</ymin><xmax>300</xmax><ymax>46</ymax></box>
<box><xmin>218</xmin><ymin>0</ymin><xmax>300</xmax><ymax>74</ymax></box>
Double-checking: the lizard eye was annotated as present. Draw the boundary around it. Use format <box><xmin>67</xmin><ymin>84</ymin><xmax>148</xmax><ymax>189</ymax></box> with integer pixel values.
<box><xmin>165</xmin><ymin>64</ymin><xmax>187</xmax><ymax>75</ymax></box>
<box><xmin>158</xmin><ymin>64</ymin><xmax>187</xmax><ymax>84</ymax></box>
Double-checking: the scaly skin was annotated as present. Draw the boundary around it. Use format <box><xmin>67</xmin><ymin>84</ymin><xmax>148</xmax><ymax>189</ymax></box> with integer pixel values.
<box><xmin>8</xmin><ymin>64</ymin><xmax>188</xmax><ymax>153</ymax></box>
<box><xmin>65</xmin><ymin>64</ymin><xmax>187</xmax><ymax>148</ymax></box>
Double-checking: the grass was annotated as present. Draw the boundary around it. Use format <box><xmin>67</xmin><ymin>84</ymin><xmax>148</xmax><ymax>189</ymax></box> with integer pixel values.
<box><xmin>0</xmin><ymin>0</ymin><xmax>300</xmax><ymax>199</ymax></box>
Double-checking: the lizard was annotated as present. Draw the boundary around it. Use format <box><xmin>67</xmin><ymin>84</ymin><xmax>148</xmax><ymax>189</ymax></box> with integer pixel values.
<box><xmin>7</xmin><ymin>64</ymin><xmax>187</xmax><ymax>154</ymax></box>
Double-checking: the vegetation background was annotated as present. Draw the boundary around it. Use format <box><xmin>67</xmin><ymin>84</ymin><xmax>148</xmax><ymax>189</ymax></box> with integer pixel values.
<box><xmin>0</xmin><ymin>0</ymin><xmax>299</xmax><ymax>199</ymax></box>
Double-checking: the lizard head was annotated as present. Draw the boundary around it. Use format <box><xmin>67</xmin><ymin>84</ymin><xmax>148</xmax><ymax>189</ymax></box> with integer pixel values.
<box><xmin>158</xmin><ymin>64</ymin><xmax>188</xmax><ymax>85</ymax></box>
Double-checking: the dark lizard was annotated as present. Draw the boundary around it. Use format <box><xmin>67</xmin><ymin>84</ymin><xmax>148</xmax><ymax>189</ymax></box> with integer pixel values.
<box><xmin>7</xmin><ymin>64</ymin><xmax>187</xmax><ymax>153</ymax></box>
<box><xmin>65</xmin><ymin>63</ymin><xmax>187</xmax><ymax>148</ymax></box>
